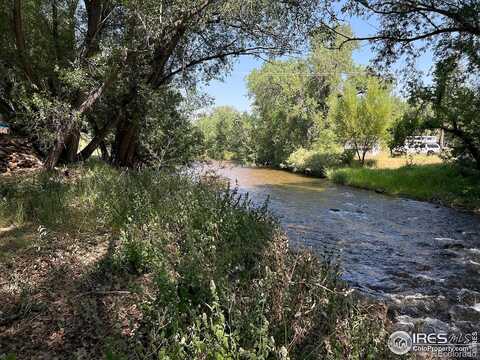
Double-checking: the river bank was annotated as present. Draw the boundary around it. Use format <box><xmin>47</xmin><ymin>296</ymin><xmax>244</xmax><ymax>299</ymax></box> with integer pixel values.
<box><xmin>0</xmin><ymin>161</ymin><xmax>389</xmax><ymax>359</ymax></box>
<box><xmin>327</xmin><ymin>163</ymin><xmax>480</xmax><ymax>213</ymax></box>
<box><xmin>210</xmin><ymin>161</ymin><xmax>480</xmax><ymax>337</ymax></box>
<box><xmin>221</xmin><ymin>158</ymin><xmax>480</xmax><ymax>213</ymax></box>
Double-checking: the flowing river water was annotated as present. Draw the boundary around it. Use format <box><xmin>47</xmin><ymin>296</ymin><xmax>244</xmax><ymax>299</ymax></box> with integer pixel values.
<box><xmin>201</xmin><ymin>162</ymin><xmax>480</xmax><ymax>334</ymax></box>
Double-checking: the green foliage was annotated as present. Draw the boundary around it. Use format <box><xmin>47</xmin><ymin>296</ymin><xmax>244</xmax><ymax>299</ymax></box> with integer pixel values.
<box><xmin>340</xmin><ymin>1</ymin><xmax>480</xmax><ymax>170</ymax></box>
<box><xmin>139</xmin><ymin>89</ymin><xmax>204</xmax><ymax>166</ymax></box>
<box><xmin>1</xmin><ymin>162</ymin><xmax>389</xmax><ymax>358</ymax></box>
<box><xmin>308</xmin><ymin>25</ymin><xmax>358</xmax><ymax>116</ymax></box>
<box><xmin>246</xmin><ymin>60</ymin><xmax>320</xmax><ymax>166</ymax></box>
<box><xmin>286</xmin><ymin>147</ymin><xmax>344</xmax><ymax>177</ymax></box>
<box><xmin>1</xmin><ymin>0</ymin><xmax>328</xmax><ymax>167</ymax></box>
<box><xmin>408</xmin><ymin>57</ymin><xmax>480</xmax><ymax>168</ymax></box>
<box><xmin>194</xmin><ymin>29</ymin><xmax>403</xmax><ymax>174</ymax></box>
<box><xmin>342</xmin><ymin>0</ymin><xmax>480</xmax><ymax>70</ymax></box>
<box><xmin>329</xmin><ymin>74</ymin><xmax>396</xmax><ymax>164</ymax></box>
<box><xmin>245</xmin><ymin>29</ymin><xmax>357</xmax><ymax>167</ymax></box>
<box><xmin>328</xmin><ymin>164</ymin><xmax>480</xmax><ymax>210</ymax></box>
<box><xmin>196</xmin><ymin>106</ymin><xmax>255</xmax><ymax>162</ymax></box>
<box><xmin>0</xmin><ymin>354</ymin><xmax>17</xmax><ymax>360</ymax></box>
<box><xmin>387</xmin><ymin>107</ymin><xmax>422</xmax><ymax>154</ymax></box>
<box><xmin>224</xmin><ymin>28</ymin><xmax>400</xmax><ymax>172</ymax></box>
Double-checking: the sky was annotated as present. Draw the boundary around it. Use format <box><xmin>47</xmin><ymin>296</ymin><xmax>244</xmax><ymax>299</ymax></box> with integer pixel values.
<box><xmin>202</xmin><ymin>14</ymin><xmax>434</xmax><ymax>113</ymax></box>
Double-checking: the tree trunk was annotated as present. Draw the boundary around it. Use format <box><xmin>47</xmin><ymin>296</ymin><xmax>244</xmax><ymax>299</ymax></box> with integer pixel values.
<box><xmin>112</xmin><ymin>119</ymin><xmax>139</xmax><ymax>167</ymax></box>
<box><xmin>77</xmin><ymin>116</ymin><xmax>120</xmax><ymax>162</ymax></box>
<box><xmin>13</xmin><ymin>0</ymin><xmax>35</xmax><ymax>84</ymax></box>
<box><xmin>99</xmin><ymin>140</ymin><xmax>109</xmax><ymax>161</ymax></box>
<box><xmin>111</xmin><ymin>48</ymin><xmax>141</xmax><ymax>168</ymax></box>
<box><xmin>44</xmin><ymin>60</ymin><xmax>122</xmax><ymax>170</ymax></box>
<box><xmin>44</xmin><ymin>114</ymin><xmax>77</xmax><ymax>170</ymax></box>
<box><xmin>84</xmin><ymin>0</ymin><xmax>104</xmax><ymax>58</ymax></box>
<box><xmin>43</xmin><ymin>0</ymin><xmax>118</xmax><ymax>170</ymax></box>
<box><xmin>61</xmin><ymin>127</ymin><xmax>80</xmax><ymax>163</ymax></box>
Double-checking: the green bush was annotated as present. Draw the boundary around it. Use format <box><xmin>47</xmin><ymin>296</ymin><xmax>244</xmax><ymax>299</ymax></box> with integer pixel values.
<box><xmin>285</xmin><ymin>147</ymin><xmax>343</xmax><ymax>177</ymax></box>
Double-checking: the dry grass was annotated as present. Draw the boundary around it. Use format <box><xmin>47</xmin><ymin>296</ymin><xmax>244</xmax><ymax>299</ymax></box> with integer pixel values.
<box><xmin>365</xmin><ymin>151</ymin><xmax>442</xmax><ymax>169</ymax></box>
<box><xmin>0</xmin><ymin>228</ymin><xmax>150</xmax><ymax>359</ymax></box>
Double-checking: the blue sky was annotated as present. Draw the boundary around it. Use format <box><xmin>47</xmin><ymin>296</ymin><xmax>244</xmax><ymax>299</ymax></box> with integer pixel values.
<box><xmin>202</xmin><ymin>15</ymin><xmax>434</xmax><ymax>112</ymax></box>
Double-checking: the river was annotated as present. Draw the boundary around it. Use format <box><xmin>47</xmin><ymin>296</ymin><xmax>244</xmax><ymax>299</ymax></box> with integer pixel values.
<box><xmin>200</xmin><ymin>161</ymin><xmax>480</xmax><ymax>333</ymax></box>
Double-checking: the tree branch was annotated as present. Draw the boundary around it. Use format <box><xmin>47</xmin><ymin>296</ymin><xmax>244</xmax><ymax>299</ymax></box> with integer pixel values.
<box><xmin>327</xmin><ymin>22</ymin><xmax>463</xmax><ymax>49</ymax></box>
<box><xmin>163</xmin><ymin>46</ymin><xmax>281</xmax><ymax>83</ymax></box>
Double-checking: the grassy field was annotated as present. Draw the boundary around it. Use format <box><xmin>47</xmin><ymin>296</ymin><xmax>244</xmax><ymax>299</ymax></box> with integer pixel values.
<box><xmin>329</xmin><ymin>156</ymin><xmax>480</xmax><ymax>211</ymax></box>
<box><xmin>0</xmin><ymin>161</ymin><xmax>389</xmax><ymax>359</ymax></box>
<box><xmin>364</xmin><ymin>152</ymin><xmax>443</xmax><ymax>169</ymax></box>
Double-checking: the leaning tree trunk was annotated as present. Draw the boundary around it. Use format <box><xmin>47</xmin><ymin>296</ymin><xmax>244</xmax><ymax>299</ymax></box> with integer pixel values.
<box><xmin>61</xmin><ymin>127</ymin><xmax>80</xmax><ymax>163</ymax></box>
<box><xmin>76</xmin><ymin>116</ymin><xmax>121</xmax><ymax>162</ymax></box>
<box><xmin>44</xmin><ymin>58</ymin><xmax>123</xmax><ymax>170</ymax></box>
<box><xmin>112</xmin><ymin>118</ymin><xmax>139</xmax><ymax>167</ymax></box>
<box><xmin>45</xmin><ymin>89</ymin><xmax>104</xmax><ymax>170</ymax></box>
<box><xmin>44</xmin><ymin>112</ymin><xmax>78</xmax><ymax>170</ymax></box>
<box><xmin>44</xmin><ymin>0</ymin><xmax>118</xmax><ymax>170</ymax></box>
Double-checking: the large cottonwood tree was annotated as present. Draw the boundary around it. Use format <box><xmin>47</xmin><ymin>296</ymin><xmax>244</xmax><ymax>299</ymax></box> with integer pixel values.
<box><xmin>0</xmin><ymin>0</ymin><xmax>118</xmax><ymax>168</ymax></box>
<box><xmin>105</xmin><ymin>0</ymin><xmax>329</xmax><ymax>166</ymax></box>
<box><xmin>246</xmin><ymin>29</ymin><xmax>355</xmax><ymax>166</ymax></box>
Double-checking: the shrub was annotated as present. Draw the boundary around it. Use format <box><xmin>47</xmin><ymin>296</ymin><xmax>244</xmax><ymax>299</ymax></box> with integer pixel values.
<box><xmin>285</xmin><ymin>147</ymin><xmax>343</xmax><ymax>177</ymax></box>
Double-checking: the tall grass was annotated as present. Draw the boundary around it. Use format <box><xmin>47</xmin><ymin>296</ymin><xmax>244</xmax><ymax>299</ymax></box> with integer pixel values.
<box><xmin>1</xmin><ymin>161</ymin><xmax>390</xmax><ymax>358</ymax></box>
<box><xmin>328</xmin><ymin>163</ymin><xmax>480</xmax><ymax>210</ymax></box>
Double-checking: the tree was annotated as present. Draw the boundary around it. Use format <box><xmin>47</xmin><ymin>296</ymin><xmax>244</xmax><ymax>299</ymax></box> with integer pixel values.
<box><xmin>247</xmin><ymin>60</ymin><xmax>315</xmax><ymax>165</ymax></box>
<box><xmin>330</xmin><ymin>1</ymin><xmax>480</xmax><ymax>169</ymax></box>
<box><xmin>308</xmin><ymin>25</ymin><xmax>357</xmax><ymax>115</ymax></box>
<box><xmin>330</xmin><ymin>74</ymin><xmax>395</xmax><ymax>164</ymax></box>
<box><xmin>387</xmin><ymin>105</ymin><xmax>421</xmax><ymax>155</ymax></box>
<box><xmin>100</xmin><ymin>0</ymin><xmax>328</xmax><ymax>167</ymax></box>
<box><xmin>0</xmin><ymin>0</ymin><xmax>121</xmax><ymax>168</ymax></box>
<box><xmin>196</xmin><ymin>106</ymin><xmax>253</xmax><ymax>161</ymax></box>
<box><xmin>409</xmin><ymin>57</ymin><xmax>480</xmax><ymax>168</ymax></box>
<box><xmin>245</xmin><ymin>27</ymin><xmax>356</xmax><ymax>166</ymax></box>
<box><xmin>137</xmin><ymin>89</ymin><xmax>204</xmax><ymax>166</ymax></box>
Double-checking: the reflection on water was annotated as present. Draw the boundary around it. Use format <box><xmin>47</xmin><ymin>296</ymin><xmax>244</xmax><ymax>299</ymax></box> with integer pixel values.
<box><xmin>214</xmin><ymin>164</ymin><xmax>328</xmax><ymax>189</ymax></box>
<box><xmin>202</xmin><ymin>161</ymin><xmax>480</xmax><ymax>333</ymax></box>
